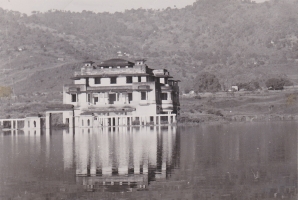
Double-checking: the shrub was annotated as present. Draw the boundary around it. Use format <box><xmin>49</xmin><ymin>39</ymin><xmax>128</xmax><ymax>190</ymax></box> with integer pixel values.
<box><xmin>236</xmin><ymin>81</ymin><xmax>260</xmax><ymax>91</ymax></box>
<box><xmin>265</xmin><ymin>78</ymin><xmax>291</xmax><ymax>90</ymax></box>
<box><xmin>193</xmin><ymin>72</ymin><xmax>221</xmax><ymax>93</ymax></box>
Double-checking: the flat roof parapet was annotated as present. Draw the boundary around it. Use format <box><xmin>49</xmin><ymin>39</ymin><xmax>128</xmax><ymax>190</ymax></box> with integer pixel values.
<box><xmin>75</xmin><ymin>65</ymin><xmax>148</xmax><ymax>77</ymax></box>
<box><xmin>46</xmin><ymin>104</ymin><xmax>74</xmax><ymax>111</ymax></box>
<box><xmin>98</xmin><ymin>58</ymin><xmax>134</xmax><ymax>67</ymax></box>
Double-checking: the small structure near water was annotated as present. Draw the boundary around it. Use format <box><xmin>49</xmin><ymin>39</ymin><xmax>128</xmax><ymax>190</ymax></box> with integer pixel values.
<box><xmin>0</xmin><ymin>115</ymin><xmax>41</xmax><ymax>131</ymax></box>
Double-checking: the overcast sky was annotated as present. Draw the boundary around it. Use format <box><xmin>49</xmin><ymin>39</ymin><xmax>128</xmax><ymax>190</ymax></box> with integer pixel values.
<box><xmin>0</xmin><ymin>0</ymin><xmax>269</xmax><ymax>14</ymax></box>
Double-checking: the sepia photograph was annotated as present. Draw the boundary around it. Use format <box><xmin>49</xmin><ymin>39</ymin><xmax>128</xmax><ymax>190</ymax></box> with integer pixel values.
<box><xmin>0</xmin><ymin>0</ymin><xmax>297</xmax><ymax>199</ymax></box>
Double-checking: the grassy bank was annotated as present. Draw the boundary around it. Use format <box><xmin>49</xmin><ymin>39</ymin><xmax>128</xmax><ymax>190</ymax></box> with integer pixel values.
<box><xmin>178</xmin><ymin>89</ymin><xmax>298</xmax><ymax>124</ymax></box>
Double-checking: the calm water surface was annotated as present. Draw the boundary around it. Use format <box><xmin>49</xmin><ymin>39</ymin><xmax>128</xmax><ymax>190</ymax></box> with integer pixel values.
<box><xmin>0</xmin><ymin>122</ymin><xmax>297</xmax><ymax>199</ymax></box>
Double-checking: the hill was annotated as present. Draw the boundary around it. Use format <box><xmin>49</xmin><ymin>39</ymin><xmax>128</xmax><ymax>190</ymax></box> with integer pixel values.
<box><xmin>1</xmin><ymin>0</ymin><xmax>298</xmax><ymax>96</ymax></box>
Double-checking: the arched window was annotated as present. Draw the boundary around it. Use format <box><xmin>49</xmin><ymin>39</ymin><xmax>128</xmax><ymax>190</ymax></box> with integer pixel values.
<box><xmin>87</xmin><ymin>119</ymin><xmax>90</xmax><ymax>126</ymax></box>
<box><xmin>33</xmin><ymin>121</ymin><xmax>36</xmax><ymax>128</ymax></box>
<box><xmin>82</xmin><ymin>120</ymin><xmax>84</xmax><ymax>126</ymax></box>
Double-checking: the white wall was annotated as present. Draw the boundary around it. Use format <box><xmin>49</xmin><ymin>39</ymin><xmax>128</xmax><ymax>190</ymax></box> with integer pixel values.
<box><xmin>133</xmin><ymin>76</ymin><xmax>138</xmax><ymax>83</ymax></box>
<box><xmin>74</xmin><ymin>78</ymin><xmax>86</xmax><ymax>85</ymax></box>
<box><xmin>141</xmin><ymin>76</ymin><xmax>146</xmax><ymax>82</ymax></box>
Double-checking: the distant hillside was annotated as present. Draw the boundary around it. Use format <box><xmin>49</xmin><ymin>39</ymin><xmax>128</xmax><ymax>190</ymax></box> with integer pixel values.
<box><xmin>1</xmin><ymin>0</ymin><xmax>298</xmax><ymax>94</ymax></box>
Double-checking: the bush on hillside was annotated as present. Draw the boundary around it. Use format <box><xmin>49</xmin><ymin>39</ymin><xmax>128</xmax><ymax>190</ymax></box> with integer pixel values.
<box><xmin>265</xmin><ymin>78</ymin><xmax>292</xmax><ymax>90</ymax></box>
<box><xmin>193</xmin><ymin>72</ymin><xmax>221</xmax><ymax>93</ymax></box>
<box><xmin>237</xmin><ymin>81</ymin><xmax>261</xmax><ymax>91</ymax></box>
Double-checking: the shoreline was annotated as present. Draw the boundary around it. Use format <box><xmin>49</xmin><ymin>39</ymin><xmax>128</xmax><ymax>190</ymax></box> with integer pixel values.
<box><xmin>177</xmin><ymin>113</ymin><xmax>298</xmax><ymax>126</ymax></box>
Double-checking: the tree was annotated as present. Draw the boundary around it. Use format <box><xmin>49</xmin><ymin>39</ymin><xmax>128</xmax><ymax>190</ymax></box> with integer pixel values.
<box><xmin>193</xmin><ymin>72</ymin><xmax>221</xmax><ymax>93</ymax></box>
<box><xmin>265</xmin><ymin>78</ymin><xmax>288</xmax><ymax>90</ymax></box>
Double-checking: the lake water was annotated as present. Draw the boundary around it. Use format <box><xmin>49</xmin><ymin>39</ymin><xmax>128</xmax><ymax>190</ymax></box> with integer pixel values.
<box><xmin>0</xmin><ymin>122</ymin><xmax>297</xmax><ymax>199</ymax></box>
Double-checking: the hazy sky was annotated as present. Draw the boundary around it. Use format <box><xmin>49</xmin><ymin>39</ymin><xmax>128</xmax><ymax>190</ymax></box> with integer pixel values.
<box><xmin>0</xmin><ymin>0</ymin><xmax>269</xmax><ymax>14</ymax></box>
<box><xmin>0</xmin><ymin>0</ymin><xmax>195</xmax><ymax>14</ymax></box>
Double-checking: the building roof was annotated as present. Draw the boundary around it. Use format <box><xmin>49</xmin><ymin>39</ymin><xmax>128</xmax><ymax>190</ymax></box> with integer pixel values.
<box><xmin>83</xmin><ymin>61</ymin><xmax>95</xmax><ymax>64</ymax></box>
<box><xmin>71</xmin><ymin>73</ymin><xmax>150</xmax><ymax>79</ymax></box>
<box><xmin>98</xmin><ymin>58</ymin><xmax>134</xmax><ymax>67</ymax></box>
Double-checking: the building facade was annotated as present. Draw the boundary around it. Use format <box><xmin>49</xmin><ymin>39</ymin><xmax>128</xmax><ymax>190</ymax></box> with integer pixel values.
<box><xmin>62</xmin><ymin>58</ymin><xmax>180</xmax><ymax>126</ymax></box>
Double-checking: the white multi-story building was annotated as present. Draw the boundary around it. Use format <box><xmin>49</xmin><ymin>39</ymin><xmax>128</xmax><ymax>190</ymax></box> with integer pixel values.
<box><xmin>62</xmin><ymin>58</ymin><xmax>180</xmax><ymax>126</ymax></box>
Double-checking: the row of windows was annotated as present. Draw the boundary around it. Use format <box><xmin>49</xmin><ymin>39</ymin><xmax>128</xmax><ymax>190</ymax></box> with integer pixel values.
<box><xmin>71</xmin><ymin>92</ymin><xmax>170</xmax><ymax>103</ymax></box>
<box><xmin>94</xmin><ymin>76</ymin><xmax>139</xmax><ymax>84</ymax></box>
<box><xmin>71</xmin><ymin>92</ymin><xmax>149</xmax><ymax>103</ymax></box>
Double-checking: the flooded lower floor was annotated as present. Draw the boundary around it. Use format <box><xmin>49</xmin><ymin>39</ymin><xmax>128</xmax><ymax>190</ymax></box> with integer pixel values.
<box><xmin>0</xmin><ymin>121</ymin><xmax>297</xmax><ymax>199</ymax></box>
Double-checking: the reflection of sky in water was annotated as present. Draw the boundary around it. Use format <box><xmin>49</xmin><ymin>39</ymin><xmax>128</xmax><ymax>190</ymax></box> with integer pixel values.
<box><xmin>0</xmin><ymin>122</ymin><xmax>297</xmax><ymax>199</ymax></box>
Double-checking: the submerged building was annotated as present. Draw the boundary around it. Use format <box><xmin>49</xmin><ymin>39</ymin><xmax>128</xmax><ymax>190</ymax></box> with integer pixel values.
<box><xmin>61</xmin><ymin>58</ymin><xmax>180</xmax><ymax>126</ymax></box>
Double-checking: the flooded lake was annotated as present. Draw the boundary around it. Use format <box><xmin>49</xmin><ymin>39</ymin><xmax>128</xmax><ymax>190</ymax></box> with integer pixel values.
<box><xmin>0</xmin><ymin>122</ymin><xmax>297</xmax><ymax>199</ymax></box>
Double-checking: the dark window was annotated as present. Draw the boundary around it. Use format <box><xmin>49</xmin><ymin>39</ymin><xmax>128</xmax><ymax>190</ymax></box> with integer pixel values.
<box><xmin>95</xmin><ymin>77</ymin><xmax>101</xmax><ymax>84</ymax></box>
<box><xmin>161</xmin><ymin>93</ymin><xmax>167</xmax><ymax>100</ymax></box>
<box><xmin>109</xmin><ymin>94</ymin><xmax>116</xmax><ymax>104</ymax></box>
<box><xmin>141</xmin><ymin>92</ymin><xmax>146</xmax><ymax>100</ymax></box>
<box><xmin>128</xmin><ymin>93</ymin><xmax>133</xmax><ymax>102</ymax></box>
<box><xmin>87</xmin><ymin>94</ymin><xmax>91</xmax><ymax>102</ymax></box>
<box><xmin>126</xmin><ymin>76</ymin><xmax>132</xmax><ymax>83</ymax></box>
<box><xmin>138</xmin><ymin>76</ymin><xmax>141</xmax><ymax>82</ymax></box>
<box><xmin>111</xmin><ymin>77</ymin><xmax>117</xmax><ymax>84</ymax></box>
<box><xmin>94</xmin><ymin>97</ymin><xmax>98</xmax><ymax>102</ymax></box>
<box><xmin>71</xmin><ymin>94</ymin><xmax>77</xmax><ymax>102</ymax></box>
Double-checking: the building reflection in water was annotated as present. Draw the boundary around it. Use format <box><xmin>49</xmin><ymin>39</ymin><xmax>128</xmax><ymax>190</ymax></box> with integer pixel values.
<box><xmin>62</xmin><ymin>126</ymin><xmax>180</xmax><ymax>192</ymax></box>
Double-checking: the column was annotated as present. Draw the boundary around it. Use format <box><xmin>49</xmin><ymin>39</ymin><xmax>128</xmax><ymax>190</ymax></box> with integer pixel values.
<box><xmin>45</xmin><ymin>112</ymin><xmax>51</xmax><ymax>129</ymax></box>
<box><xmin>115</xmin><ymin>117</ymin><xmax>118</xmax><ymax>126</ymax></box>
<box><xmin>173</xmin><ymin>114</ymin><xmax>176</xmax><ymax>123</ymax></box>
<box><xmin>69</xmin><ymin>111</ymin><xmax>74</xmax><ymax>128</ymax></box>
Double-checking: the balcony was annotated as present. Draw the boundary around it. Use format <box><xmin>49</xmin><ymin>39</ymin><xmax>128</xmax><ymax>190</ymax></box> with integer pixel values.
<box><xmin>161</xmin><ymin>84</ymin><xmax>173</xmax><ymax>91</ymax></box>
<box><xmin>64</xmin><ymin>84</ymin><xmax>86</xmax><ymax>93</ymax></box>
<box><xmin>132</xmin><ymin>82</ymin><xmax>155</xmax><ymax>91</ymax></box>
<box><xmin>86</xmin><ymin>85</ymin><xmax>132</xmax><ymax>92</ymax></box>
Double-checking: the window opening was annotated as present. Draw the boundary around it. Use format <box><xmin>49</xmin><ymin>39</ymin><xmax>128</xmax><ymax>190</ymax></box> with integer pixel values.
<box><xmin>111</xmin><ymin>77</ymin><xmax>117</xmax><ymax>84</ymax></box>
<box><xmin>71</xmin><ymin>94</ymin><xmax>77</xmax><ymax>102</ymax></box>
<box><xmin>141</xmin><ymin>92</ymin><xmax>146</xmax><ymax>100</ymax></box>
<box><xmin>95</xmin><ymin>77</ymin><xmax>101</xmax><ymax>84</ymax></box>
<box><xmin>128</xmin><ymin>93</ymin><xmax>133</xmax><ymax>103</ymax></box>
<box><xmin>109</xmin><ymin>94</ymin><xmax>116</xmax><ymax>104</ymax></box>
<box><xmin>126</xmin><ymin>76</ymin><xmax>132</xmax><ymax>83</ymax></box>
<box><xmin>161</xmin><ymin>93</ymin><xmax>167</xmax><ymax>100</ymax></box>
